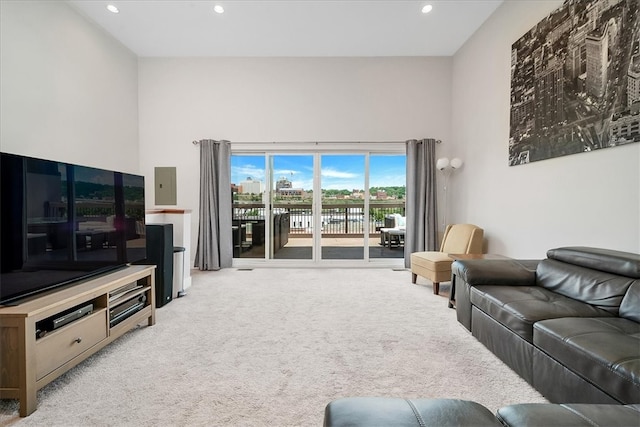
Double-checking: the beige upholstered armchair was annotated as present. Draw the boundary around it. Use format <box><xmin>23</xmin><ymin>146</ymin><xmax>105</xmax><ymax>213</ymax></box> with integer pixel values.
<box><xmin>410</xmin><ymin>224</ymin><xmax>484</xmax><ymax>294</ymax></box>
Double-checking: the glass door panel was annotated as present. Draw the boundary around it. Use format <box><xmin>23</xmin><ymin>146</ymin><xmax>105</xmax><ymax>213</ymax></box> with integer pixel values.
<box><xmin>369</xmin><ymin>154</ymin><xmax>406</xmax><ymax>259</ymax></box>
<box><xmin>231</xmin><ymin>155</ymin><xmax>267</xmax><ymax>259</ymax></box>
<box><xmin>320</xmin><ymin>154</ymin><xmax>365</xmax><ymax>260</ymax></box>
<box><xmin>270</xmin><ymin>155</ymin><xmax>313</xmax><ymax>260</ymax></box>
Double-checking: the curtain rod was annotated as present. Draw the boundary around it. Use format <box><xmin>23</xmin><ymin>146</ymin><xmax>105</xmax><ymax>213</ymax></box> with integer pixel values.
<box><xmin>192</xmin><ymin>139</ymin><xmax>442</xmax><ymax>145</ymax></box>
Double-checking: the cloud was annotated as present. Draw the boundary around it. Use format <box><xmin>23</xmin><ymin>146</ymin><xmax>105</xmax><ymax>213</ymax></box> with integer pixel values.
<box><xmin>321</xmin><ymin>168</ymin><xmax>358</xmax><ymax>179</ymax></box>
<box><xmin>295</xmin><ymin>178</ymin><xmax>314</xmax><ymax>190</ymax></box>
<box><xmin>232</xmin><ymin>165</ymin><xmax>265</xmax><ymax>182</ymax></box>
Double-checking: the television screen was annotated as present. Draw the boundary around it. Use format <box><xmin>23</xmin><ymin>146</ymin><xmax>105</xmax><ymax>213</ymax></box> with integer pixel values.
<box><xmin>0</xmin><ymin>152</ymin><xmax>146</xmax><ymax>305</ymax></box>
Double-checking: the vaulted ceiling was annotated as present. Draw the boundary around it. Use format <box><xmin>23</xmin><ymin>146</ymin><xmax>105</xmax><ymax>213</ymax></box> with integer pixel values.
<box><xmin>68</xmin><ymin>0</ymin><xmax>503</xmax><ymax>57</ymax></box>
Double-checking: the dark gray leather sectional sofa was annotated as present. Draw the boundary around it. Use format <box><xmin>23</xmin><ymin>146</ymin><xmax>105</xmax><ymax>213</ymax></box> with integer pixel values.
<box><xmin>452</xmin><ymin>246</ymin><xmax>640</xmax><ymax>404</ymax></box>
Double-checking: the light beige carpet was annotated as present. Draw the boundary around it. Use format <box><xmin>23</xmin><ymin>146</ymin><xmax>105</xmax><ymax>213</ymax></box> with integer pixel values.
<box><xmin>0</xmin><ymin>268</ymin><xmax>547</xmax><ymax>426</ymax></box>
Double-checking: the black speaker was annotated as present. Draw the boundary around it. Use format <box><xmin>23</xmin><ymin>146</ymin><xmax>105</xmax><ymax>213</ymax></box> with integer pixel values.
<box><xmin>145</xmin><ymin>223</ymin><xmax>174</xmax><ymax>308</ymax></box>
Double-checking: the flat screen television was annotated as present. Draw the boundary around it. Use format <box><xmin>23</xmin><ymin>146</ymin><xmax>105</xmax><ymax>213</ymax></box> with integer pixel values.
<box><xmin>0</xmin><ymin>152</ymin><xmax>147</xmax><ymax>305</ymax></box>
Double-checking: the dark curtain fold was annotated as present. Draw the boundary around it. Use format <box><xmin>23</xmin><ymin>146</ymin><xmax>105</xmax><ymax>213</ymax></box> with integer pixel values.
<box><xmin>194</xmin><ymin>139</ymin><xmax>233</xmax><ymax>270</ymax></box>
<box><xmin>405</xmin><ymin>138</ymin><xmax>438</xmax><ymax>267</ymax></box>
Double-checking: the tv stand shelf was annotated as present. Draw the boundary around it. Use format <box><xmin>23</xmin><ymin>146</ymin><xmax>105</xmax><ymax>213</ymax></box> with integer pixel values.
<box><xmin>0</xmin><ymin>265</ymin><xmax>156</xmax><ymax>417</ymax></box>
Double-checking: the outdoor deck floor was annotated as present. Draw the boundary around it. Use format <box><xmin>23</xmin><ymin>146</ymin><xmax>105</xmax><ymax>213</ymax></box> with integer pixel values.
<box><xmin>238</xmin><ymin>236</ymin><xmax>404</xmax><ymax>260</ymax></box>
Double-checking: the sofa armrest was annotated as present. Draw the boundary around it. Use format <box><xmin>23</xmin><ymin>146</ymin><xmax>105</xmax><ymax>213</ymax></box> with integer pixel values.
<box><xmin>452</xmin><ymin>259</ymin><xmax>538</xmax><ymax>286</ymax></box>
<box><xmin>452</xmin><ymin>259</ymin><xmax>539</xmax><ymax>331</ymax></box>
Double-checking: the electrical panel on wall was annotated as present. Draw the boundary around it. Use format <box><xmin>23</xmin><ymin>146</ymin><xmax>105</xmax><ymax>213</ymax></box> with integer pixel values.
<box><xmin>154</xmin><ymin>167</ymin><xmax>177</xmax><ymax>205</ymax></box>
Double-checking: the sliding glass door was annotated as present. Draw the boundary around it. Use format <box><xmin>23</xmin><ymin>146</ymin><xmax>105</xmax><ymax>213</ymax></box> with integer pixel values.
<box><xmin>231</xmin><ymin>155</ymin><xmax>267</xmax><ymax>259</ymax></box>
<box><xmin>231</xmin><ymin>148</ymin><xmax>406</xmax><ymax>265</ymax></box>
<box><xmin>369</xmin><ymin>154</ymin><xmax>406</xmax><ymax>260</ymax></box>
<box><xmin>320</xmin><ymin>154</ymin><xmax>366</xmax><ymax>260</ymax></box>
<box><xmin>270</xmin><ymin>155</ymin><xmax>313</xmax><ymax>260</ymax></box>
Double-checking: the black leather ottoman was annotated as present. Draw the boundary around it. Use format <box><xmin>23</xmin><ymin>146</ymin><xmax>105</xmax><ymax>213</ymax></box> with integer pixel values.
<box><xmin>323</xmin><ymin>397</ymin><xmax>501</xmax><ymax>427</ymax></box>
<box><xmin>497</xmin><ymin>403</ymin><xmax>640</xmax><ymax>427</ymax></box>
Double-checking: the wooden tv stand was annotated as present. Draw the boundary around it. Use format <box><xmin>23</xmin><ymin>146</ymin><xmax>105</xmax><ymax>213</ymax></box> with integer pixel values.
<box><xmin>0</xmin><ymin>265</ymin><xmax>156</xmax><ymax>417</ymax></box>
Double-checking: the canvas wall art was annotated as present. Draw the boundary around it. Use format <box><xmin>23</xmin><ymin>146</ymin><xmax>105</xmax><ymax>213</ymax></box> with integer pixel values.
<box><xmin>509</xmin><ymin>0</ymin><xmax>639</xmax><ymax>166</ymax></box>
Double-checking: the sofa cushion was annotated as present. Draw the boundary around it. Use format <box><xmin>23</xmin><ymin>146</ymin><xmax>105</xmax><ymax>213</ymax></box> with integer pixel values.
<box><xmin>470</xmin><ymin>285</ymin><xmax>612</xmax><ymax>342</ymax></box>
<box><xmin>536</xmin><ymin>259</ymin><xmax>635</xmax><ymax>315</ymax></box>
<box><xmin>534</xmin><ymin>317</ymin><xmax>640</xmax><ymax>403</ymax></box>
<box><xmin>620</xmin><ymin>281</ymin><xmax>640</xmax><ymax>323</ymax></box>
<box><xmin>411</xmin><ymin>252</ymin><xmax>453</xmax><ymax>272</ymax></box>
<box><xmin>323</xmin><ymin>397</ymin><xmax>501</xmax><ymax>427</ymax></box>
<box><xmin>547</xmin><ymin>247</ymin><xmax>640</xmax><ymax>278</ymax></box>
<box><xmin>497</xmin><ymin>403</ymin><xmax>640</xmax><ymax>427</ymax></box>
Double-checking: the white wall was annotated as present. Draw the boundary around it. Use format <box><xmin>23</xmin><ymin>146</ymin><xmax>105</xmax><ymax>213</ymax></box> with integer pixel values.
<box><xmin>451</xmin><ymin>0</ymin><xmax>640</xmax><ymax>258</ymax></box>
<box><xmin>0</xmin><ymin>1</ymin><xmax>139</xmax><ymax>172</ymax></box>
<box><xmin>138</xmin><ymin>57</ymin><xmax>453</xmax><ymax>262</ymax></box>
<box><xmin>9</xmin><ymin>1</ymin><xmax>634</xmax><ymax>262</ymax></box>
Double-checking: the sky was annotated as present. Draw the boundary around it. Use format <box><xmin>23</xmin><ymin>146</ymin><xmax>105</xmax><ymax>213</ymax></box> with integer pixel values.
<box><xmin>231</xmin><ymin>154</ymin><xmax>406</xmax><ymax>192</ymax></box>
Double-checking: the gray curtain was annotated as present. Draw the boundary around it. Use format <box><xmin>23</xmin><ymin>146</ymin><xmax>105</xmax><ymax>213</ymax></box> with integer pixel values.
<box><xmin>405</xmin><ymin>138</ymin><xmax>438</xmax><ymax>267</ymax></box>
<box><xmin>194</xmin><ymin>139</ymin><xmax>233</xmax><ymax>270</ymax></box>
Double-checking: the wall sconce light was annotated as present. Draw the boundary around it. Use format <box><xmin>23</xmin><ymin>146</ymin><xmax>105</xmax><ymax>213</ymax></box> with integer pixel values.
<box><xmin>436</xmin><ymin>157</ymin><xmax>450</xmax><ymax>170</ymax></box>
<box><xmin>436</xmin><ymin>157</ymin><xmax>464</xmax><ymax>229</ymax></box>
<box><xmin>437</xmin><ymin>157</ymin><xmax>464</xmax><ymax>171</ymax></box>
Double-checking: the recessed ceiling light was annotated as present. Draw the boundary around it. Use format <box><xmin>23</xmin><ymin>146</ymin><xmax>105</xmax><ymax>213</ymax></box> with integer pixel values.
<box><xmin>106</xmin><ymin>4</ymin><xmax>119</xmax><ymax>14</ymax></box>
<box><xmin>422</xmin><ymin>4</ymin><xmax>433</xmax><ymax>14</ymax></box>
<box><xmin>213</xmin><ymin>4</ymin><xmax>224</xmax><ymax>14</ymax></box>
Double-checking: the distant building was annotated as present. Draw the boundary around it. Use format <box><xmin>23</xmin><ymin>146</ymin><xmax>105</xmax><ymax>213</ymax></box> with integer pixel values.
<box><xmin>566</xmin><ymin>22</ymin><xmax>589</xmax><ymax>82</ymax></box>
<box><xmin>376</xmin><ymin>190</ymin><xmax>388</xmax><ymax>200</ymax></box>
<box><xmin>587</xmin><ymin>0</ymin><xmax>623</xmax><ymax>25</ymax></box>
<box><xmin>534</xmin><ymin>48</ymin><xmax>564</xmax><ymax>129</ymax></box>
<box><xmin>278</xmin><ymin>188</ymin><xmax>305</xmax><ymax>198</ymax></box>
<box><xmin>628</xmin><ymin>55</ymin><xmax>640</xmax><ymax>107</ymax></box>
<box><xmin>545</xmin><ymin>6</ymin><xmax>571</xmax><ymax>45</ymax></box>
<box><xmin>586</xmin><ymin>29</ymin><xmax>608</xmax><ymax>98</ymax></box>
<box><xmin>276</xmin><ymin>176</ymin><xmax>293</xmax><ymax>190</ymax></box>
<box><xmin>610</xmin><ymin>104</ymin><xmax>640</xmax><ymax>143</ymax></box>
<box><xmin>275</xmin><ymin>176</ymin><xmax>305</xmax><ymax>198</ymax></box>
<box><xmin>511</xmin><ymin>90</ymin><xmax>534</xmax><ymax>127</ymax></box>
<box><xmin>585</xmin><ymin>18</ymin><xmax>618</xmax><ymax>99</ymax></box>
<box><xmin>240</xmin><ymin>177</ymin><xmax>263</xmax><ymax>194</ymax></box>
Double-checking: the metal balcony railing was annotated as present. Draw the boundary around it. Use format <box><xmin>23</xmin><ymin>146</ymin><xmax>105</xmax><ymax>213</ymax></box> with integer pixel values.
<box><xmin>233</xmin><ymin>202</ymin><xmax>405</xmax><ymax>236</ymax></box>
